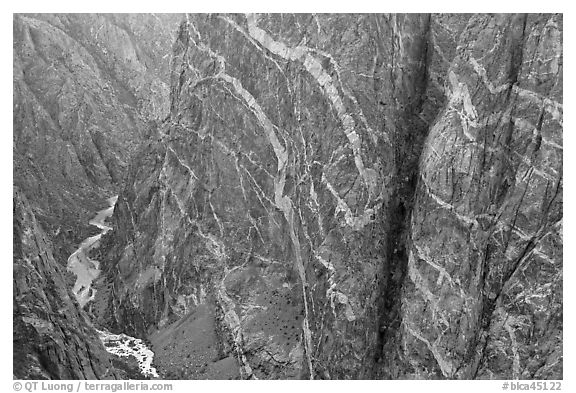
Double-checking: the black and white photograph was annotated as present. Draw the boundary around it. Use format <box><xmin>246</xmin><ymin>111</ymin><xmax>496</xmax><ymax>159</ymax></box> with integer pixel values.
<box><xmin>9</xmin><ymin>4</ymin><xmax>566</xmax><ymax>388</ymax></box>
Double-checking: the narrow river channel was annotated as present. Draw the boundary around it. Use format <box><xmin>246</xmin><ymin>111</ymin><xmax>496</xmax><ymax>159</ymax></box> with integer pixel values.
<box><xmin>66</xmin><ymin>195</ymin><xmax>159</xmax><ymax>378</ymax></box>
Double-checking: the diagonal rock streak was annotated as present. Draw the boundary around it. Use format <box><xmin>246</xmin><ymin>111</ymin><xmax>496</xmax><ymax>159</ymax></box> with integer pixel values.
<box><xmin>184</xmin><ymin>17</ymin><xmax>316</xmax><ymax>378</ymax></box>
<box><xmin>469</xmin><ymin>57</ymin><xmax>563</xmax><ymax>124</ymax></box>
<box><xmin>244</xmin><ymin>13</ymin><xmax>378</xmax><ymax>196</ymax></box>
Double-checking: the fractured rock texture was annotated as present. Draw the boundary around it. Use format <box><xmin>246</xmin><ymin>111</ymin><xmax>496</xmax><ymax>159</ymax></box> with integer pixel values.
<box><xmin>13</xmin><ymin>13</ymin><xmax>562</xmax><ymax>380</ymax></box>
<box><xmin>397</xmin><ymin>14</ymin><xmax>563</xmax><ymax>380</ymax></box>
<box><xmin>12</xmin><ymin>13</ymin><xmax>182</xmax><ymax>380</ymax></box>
<box><xmin>13</xmin><ymin>187</ymin><xmax>118</xmax><ymax>380</ymax></box>
<box><xmin>94</xmin><ymin>13</ymin><xmax>562</xmax><ymax>379</ymax></box>
<box><xmin>13</xmin><ymin>13</ymin><xmax>182</xmax><ymax>262</ymax></box>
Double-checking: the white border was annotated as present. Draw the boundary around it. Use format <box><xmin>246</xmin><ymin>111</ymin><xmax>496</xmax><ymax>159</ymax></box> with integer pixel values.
<box><xmin>2</xmin><ymin>3</ymin><xmax>571</xmax><ymax>391</ymax></box>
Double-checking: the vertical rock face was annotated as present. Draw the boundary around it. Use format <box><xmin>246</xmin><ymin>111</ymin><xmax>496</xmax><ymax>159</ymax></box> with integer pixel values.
<box><xmin>97</xmin><ymin>13</ymin><xmax>438</xmax><ymax>379</ymax></box>
<box><xmin>13</xmin><ymin>187</ymin><xmax>117</xmax><ymax>380</ymax></box>
<box><xmin>12</xmin><ymin>13</ymin><xmax>183</xmax><ymax>380</ymax></box>
<box><xmin>95</xmin><ymin>13</ymin><xmax>562</xmax><ymax>380</ymax></box>
<box><xmin>15</xmin><ymin>13</ymin><xmax>562</xmax><ymax>380</ymax></box>
<box><xmin>398</xmin><ymin>14</ymin><xmax>563</xmax><ymax>379</ymax></box>
<box><xmin>13</xmin><ymin>13</ymin><xmax>182</xmax><ymax>262</ymax></box>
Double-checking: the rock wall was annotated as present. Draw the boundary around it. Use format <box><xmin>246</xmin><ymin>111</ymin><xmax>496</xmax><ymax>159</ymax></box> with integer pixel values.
<box><xmin>395</xmin><ymin>13</ymin><xmax>563</xmax><ymax>380</ymax></box>
<box><xmin>13</xmin><ymin>13</ymin><xmax>182</xmax><ymax>263</ymax></box>
<box><xmin>66</xmin><ymin>13</ymin><xmax>562</xmax><ymax>380</ymax></box>
<box><xmin>13</xmin><ymin>187</ymin><xmax>118</xmax><ymax>379</ymax></box>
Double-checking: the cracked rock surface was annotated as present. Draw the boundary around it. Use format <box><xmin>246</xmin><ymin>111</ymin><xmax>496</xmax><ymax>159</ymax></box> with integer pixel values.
<box><xmin>13</xmin><ymin>13</ymin><xmax>182</xmax><ymax>264</ymax></box>
<box><xmin>14</xmin><ymin>13</ymin><xmax>562</xmax><ymax>380</ymax></box>
<box><xmin>13</xmin><ymin>187</ymin><xmax>118</xmax><ymax>380</ymax></box>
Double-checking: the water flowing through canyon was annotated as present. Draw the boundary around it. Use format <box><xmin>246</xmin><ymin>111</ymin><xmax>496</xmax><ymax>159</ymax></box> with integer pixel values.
<box><xmin>67</xmin><ymin>195</ymin><xmax>118</xmax><ymax>307</ymax></box>
<box><xmin>66</xmin><ymin>195</ymin><xmax>159</xmax><ymax>379</ymax></box>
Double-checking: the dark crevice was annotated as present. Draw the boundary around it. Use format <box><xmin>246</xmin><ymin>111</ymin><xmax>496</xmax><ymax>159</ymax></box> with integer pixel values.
<box><xmin>373</xmin><ymin>14</ymin><xmax>436</xmax><ymax>378</ymax></box>
<box><xmin>506</xmin><ymin>13</ymin><xmax>529</xmax><ymax>98</ymax></box>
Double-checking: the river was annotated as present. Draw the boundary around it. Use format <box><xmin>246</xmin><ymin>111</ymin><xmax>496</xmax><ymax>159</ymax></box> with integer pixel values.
<box><xmin>67</xmin><ymin>195</ymin><xmax>117</xmax><ymax>307</ymax></box>
<box><xmin>66</xmin><ymin>195</ymin><xmax>159</xmax><ymax>378</ymax></box>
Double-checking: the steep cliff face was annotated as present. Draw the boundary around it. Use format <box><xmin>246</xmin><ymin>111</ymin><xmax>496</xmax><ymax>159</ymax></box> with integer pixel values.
<box><xmin>13</xmin><ymin>13</ymin><xmax>182</xmax><ymax>262</ymax></box>
<box><xmin>13</xmin><ymin>187</ymin><xmax>118</xmax><ymax>380</ymax></box>
<box><xmin>71</xmin><ymin>13</ymin><xmax>561</xmax><ymax>380</ymax></box>
<box><xmin>12</xmin><ymin>13</ymin><xmax>184</xmax><ymax>380</ymax></box>
<box><xmin>93</xmin><ymin>13</ymin><xmax>427</xmax><ymax>379</ymax></box>
<box><xmin>396</xmin><ymin>14</ymin><xmax>563</xmax><ymax>379</ymax></box>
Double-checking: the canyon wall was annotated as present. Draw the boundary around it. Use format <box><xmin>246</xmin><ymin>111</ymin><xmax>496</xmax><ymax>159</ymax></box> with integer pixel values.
<box><xmin>13</xmin><ymin>187</ymin><xmax>118</xmax><ymax>379</ymax></box>
<box><xmin>395</xmin><ymin>14</ymin><xmax>563</xmax><ymax>379</ymax></box>
<box><xmin>13</xmin><ymin>13</ymin><xmax>182</xmax><ymax>262</ymax></box>
<box><xmin>13</xmin><ymin>13</ymin><xmax>182</xmax><ymax>379</ymax></box>
<box><xmin>93</xmin><ymin>13</ymin><xmax>562</xmax><ymax>379</ymax></box>
<box><xmin>13</xmin><ymin>13</ymin><xmax>562</xmax><ymax>380</ymax></box>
